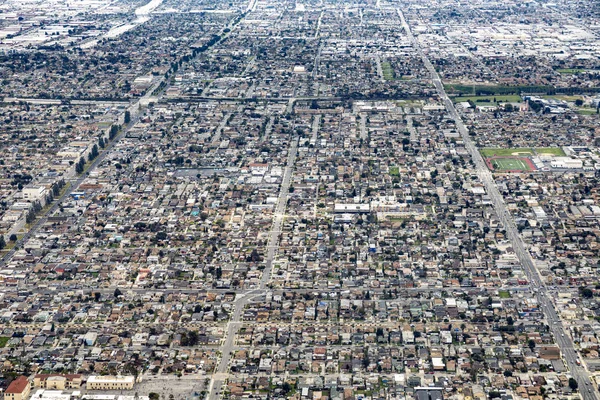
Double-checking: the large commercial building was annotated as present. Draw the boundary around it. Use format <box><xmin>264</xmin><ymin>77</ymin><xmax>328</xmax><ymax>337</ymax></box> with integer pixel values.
<box><xmin>86</xmin><ymin>376</ymin><xmax>135</xmax><ymax>391</ymax></box>
<box><xmin>33</xmin><ymin>374</ymin><xmax>83</xmax><ymax>390</ymax></box>
<box><xmin>4</xmin><ymin>376</ymin><xmax>31</xmax><ymax>400</ymax></box>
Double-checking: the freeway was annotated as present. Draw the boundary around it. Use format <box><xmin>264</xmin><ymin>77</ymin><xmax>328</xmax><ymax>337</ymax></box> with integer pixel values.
<box><xmin>398</xmin><ymin>8</ymin><xmax>599</xmax><ymax>399</ymax></box>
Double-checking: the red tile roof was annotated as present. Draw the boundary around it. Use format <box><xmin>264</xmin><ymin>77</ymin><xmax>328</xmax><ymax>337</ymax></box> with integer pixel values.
<box><xmin>6</xmin><ymin>376</ymin><xmax>29</xmax><ymax>394</ymax></box>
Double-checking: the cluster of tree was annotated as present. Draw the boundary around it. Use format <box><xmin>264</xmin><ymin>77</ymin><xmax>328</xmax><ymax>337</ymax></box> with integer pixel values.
<box><xmin>109</xmin><ymin>124</ymin><xmax>121</xmax><ymax>140</ymax></box>
<box><xmin>75</xmin><ymin>157</ymin><xmax>86</xmax><ymax>174</ymax></box>
<box><xmin>43</xmin><ymin>179</ymin><xmax>66</xmax><ymax>206</ymax></box>
<box><xmin>52</xmin><ymin>179</ymin><xmax>65</xmax><ymax>197</ymax></box>
<box><xmin>246</xmin><ymin>248</ymin><xmax>261</xmax><ymax>262</ymax></box>
<box><xmin>25</xmin><ymin>200</ymin><xmax>43</xmax><ymax>223</ymax></box>
<box><xmin>88</xmin><ymin>144</ymin><xmax>99</xmax><ymax>162</ymax></box>
<box><xmin>180</xmin><ymin>330</ymin><xmax>199</xmax><ymax>346</ymax></box>
<box><xmin>11</xmin><ymin>173</ymin><xmax>33</xmax><ymax>189</ymax></box>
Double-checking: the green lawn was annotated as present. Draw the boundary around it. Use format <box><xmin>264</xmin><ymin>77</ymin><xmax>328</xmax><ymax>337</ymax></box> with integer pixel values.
<box><xmin>381</xmin><ymin>61</ymin><xmax>395</xmax><ymax>81</ymax></box>
<box><xmin>556</xmin><ymin>68</ymin><xmax>584</xmax><ymax>74</ymax></box>
<box><xmin>480</xmin><ymin>148</ymin><xmax>533</xmax><ymax>157</ymax></box>
<box><xmin>0</xmin><ymin>337</ymin><xmax>10</xmax><ymax>348</ymax></box>
<box><xmin>444</xmin><ymin>83</ymin><xmax>554</xmax><ymax>96</ymax></box>
<box><xmin>577</xmin><ymin>109</ymin><xmax>597</xmax><ymax>115</ymax></box>
<box><xmin>491</xmin><ymin>158</ymin><xmax>532</xmax><ymax>172</ymax></box>
<box><xmin>498</xmin><ymin>290</ymin><xmax>511</xmax><ymax>299</ymax></box>
<box><xmin>389</xmin><ymin>166</ymin><xmax>399</xmax><ymax>176</ymax></box>
<box><xmin>452</xmin><ymin>95</ymin><xmax>522</xmax><ymax>105</ymax></box>
<box><xmin>535</xmin><ymin>147</ymin><xmax>565</xmax><ymax>156</ymax></box>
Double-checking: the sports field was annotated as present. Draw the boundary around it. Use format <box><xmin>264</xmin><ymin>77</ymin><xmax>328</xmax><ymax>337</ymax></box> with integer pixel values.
<box><xmin>487</xmin><ymin>157</ymin><xmax>535</xmax><ymax>172</ymax></box>
<box><xmin>480</xmin><ymin>148</ymin><xmax>533</xmax><ymax>157</ymax></box>
<box><xmin>481</xmin><ymin>147</ymin><xmax>564</xmax><ymax>157</ymax></box>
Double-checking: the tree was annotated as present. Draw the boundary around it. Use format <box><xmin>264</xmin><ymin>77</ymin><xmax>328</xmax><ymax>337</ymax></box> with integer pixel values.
<box><xmin>0</xmin><ymin>235</ymin><xmax>5</xmax><ymax>250</ymax></box>
<box><xmin>76</xmin><ymin>157</ymin><xmax>85</xmax><ymax>174</ymax></box>
<box><xmin>581</xmin><ymin>288</ymin><xmax>593</xmax><ymax>298</ymax></box>
<box><xmin>569</xmin><ymin>378</ymin><xmax>578</xmax><ymax>391</ymax></box>
<box><xmin>114</xmin><ymin>288</ymin><xmax>122</xmax><ymax>298</ymax></box>
<box><xmin>528</xmin><ymin>339</ymin><xmax>536</xmax><ymax>350</ymax></box>
<box><xmin>109</xmin><ymin>125</ymin><xmax>119</xmax><ymax>140</ymax></box>
<box><xmin>9</xmin><ymin>234</ymin><xmax>17</xmax><ymax>242</ymax></box>
<box><xmin>575</xmin><ymin>99</ymin><xmax>584</xmax><ymax>107</ymax></box>
<box><xmin>155</xmin><ymin>231</ymin><xmax>167</xmax><ymax>241</ymax></box>
<box><xmin>149</xmin><ymin>393</ymin><xmax>159</xmax><ymax>400</ymax></box>
<box><xmin>124</xmin><ymin>111</ymin><xmax>131</xmax><ymax>124</ymax></box>
<box><xmin>88</xmin><ymin>144</ymin><xmax>99</xmax><ymax>162</ymax></box>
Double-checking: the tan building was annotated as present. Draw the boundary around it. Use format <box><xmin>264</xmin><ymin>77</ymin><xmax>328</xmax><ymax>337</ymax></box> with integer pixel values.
<box><xmin>86</xmin><ymin>376</ymin><xmax>135</xmax><ymax>390</ymax></box>
<box><xmin>4</xmin><ymin>376</ymin><xmax>31</xmax><ymax>400</ymax></box>
<box><xmin>33</xmin><ymin>374</ymin><xmax>82</xmax><ymax>390</ymax></box>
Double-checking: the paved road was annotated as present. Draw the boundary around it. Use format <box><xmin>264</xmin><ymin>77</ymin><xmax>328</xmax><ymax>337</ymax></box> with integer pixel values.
<box><xmin>260</xmin><ymin>136</ymin><xmax>299</xmax><ymax>289</ymax></box>
<box><xmin>73</xmin><ymin>284</ymin><xmax>531</xmax><ymax>297</ymax></box>
<box><xmin>406</xmin><ymin>115</ymin><xmax>417</xmax><ymax>143</ymax></box>
<box><xmin>207</xmin><ymin>131</ymin><xmax>299</xmax><ymax>398</ymax></box>
<box><xmin>398</xmin><ymin>8</ymin><xmax>599</xmax><ymax>399</ymax></box>
<box><xmin>359</xmin><ymin>112</ymin><xmax>367</xmax><ymax>139</ymax></box>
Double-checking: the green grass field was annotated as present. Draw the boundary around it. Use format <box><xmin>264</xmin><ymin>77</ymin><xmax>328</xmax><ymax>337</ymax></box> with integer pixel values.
<box><xmin>381</xmin><ymin>61</ymin><xmax>395</xmax><ymax>81</ymax></box>
<box><xmin>0</xmin><ymin>337</ymin><xmax>9</xmax><ymax>348</ymax></box>
<box><xmin>491</xmin><ymin>158</ymin><xmax>532</xmax><ymax>171</ymax></box>
<box><xmin>498</xmin><ymin>290</ymin><xmax>511</xmax><ymax>299</ymax></box>
<box><xmin>452</xmin><ymin>95</ymin><xmax>522</xmax><ymax>105</ymax></box>
<box><xmin>577</xmin><ymin>109</ymin><xmax>597</xmax><ymax>115</ymax></box>
<box><xmin>536</xmin><ymin>147</ymin><xmax>566</xmax><ymax>156</ymax></box>
<box><xmin>480</xmin><ymin>148</ymin><xmax>533</xmax><ymax>157</ymax></box>
<box><xmin>389</xmin><ymin>166</ymin><xmax>399</xmax><ymax>176</ymax></box>
<box><xmin>556</xmin><ymin>68</ymin><xmax>584</xmax><ymax>74</ymax></box>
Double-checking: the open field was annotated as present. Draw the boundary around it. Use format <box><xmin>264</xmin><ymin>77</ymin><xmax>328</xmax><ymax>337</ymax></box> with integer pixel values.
<box><xmin>389</xmin><ymin>166</ymin><xmax>399</xmax><ymax>176</ymax></box>
<box><xmin>381</xmin><ymin>61</ymin><xmax>395</xmax><ymax>80</ymax></box>
<box><xmin>555</xmin><ymin>68</ymin><xmax>584</xmax><ymax>74</ymax></box>
<box><xmin>541</xmin><ymin>95</ymin><xmax>584</xmax><ymax>102</ymax></box>
<box><xmin>480</xmin><ymin>148</ymin><xmax>533</xmax><ymax>157</ymax></box>
<box><xmin>536</xmin><ymin>147</ymin><xmax>566</xmax><ymax>156</ymax></box>
<box><xmin>0</xmin><ymin>337</ymin><xmax>9</xmax><ymax>348</ymax></box>
<box><xmin>577</xmin><ymin>109</ymin><xmax>597</xmax><ymax>115</ymax></box>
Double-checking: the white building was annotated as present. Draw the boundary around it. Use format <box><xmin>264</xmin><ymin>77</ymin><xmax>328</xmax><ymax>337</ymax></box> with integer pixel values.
<box><xmin>86</xmin><ymin>376</ymin><xmax>135</xmax><ymax>390</ymax></box>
